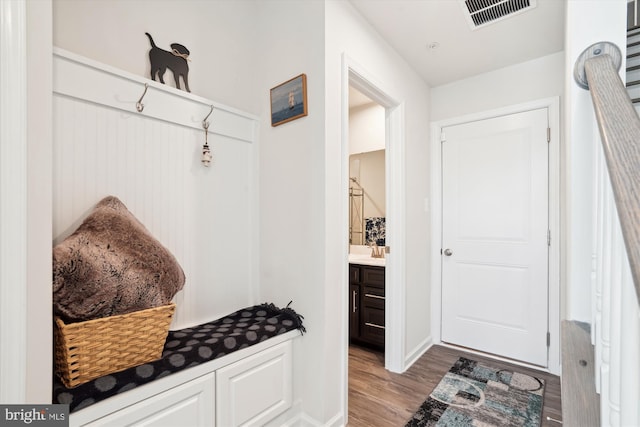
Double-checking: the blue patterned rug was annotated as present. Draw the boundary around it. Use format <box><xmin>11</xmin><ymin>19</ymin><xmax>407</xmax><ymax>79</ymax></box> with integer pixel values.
<box><xmin>405</xmin><ymin>357</ymin><xmax>545</xmax><ymax>427</ymax></box>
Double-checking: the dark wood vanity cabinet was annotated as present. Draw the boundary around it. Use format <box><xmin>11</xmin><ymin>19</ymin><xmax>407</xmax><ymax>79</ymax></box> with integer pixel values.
<box><xmin>349</xmin><ymin>264</ymin><xmax>385</xmax><ymax>350</ymax></box>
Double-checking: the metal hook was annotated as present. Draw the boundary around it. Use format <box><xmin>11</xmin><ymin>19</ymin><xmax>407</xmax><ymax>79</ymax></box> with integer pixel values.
<box><xmin>136</xmin><ymin>83</ymin><xmax>149</xmax><ymax>112</ymax></box>
<box><xmin>203</xmin><ymin>105</ymin><xmax>214</xmax><ymax>130</ymax></box>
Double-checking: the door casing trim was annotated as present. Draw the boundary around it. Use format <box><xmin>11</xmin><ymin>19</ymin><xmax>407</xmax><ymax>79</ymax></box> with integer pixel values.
<box><xmin>430</xmin><ymin>97</ymin><xmax>561</xmax><ymax>375</ymax></box>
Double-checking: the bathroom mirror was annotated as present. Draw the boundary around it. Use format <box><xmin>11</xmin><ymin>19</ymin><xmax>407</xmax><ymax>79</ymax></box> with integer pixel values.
<box><xmin>349</xmin><ymin>150</ymin><xmax>385</xmax><ymax>246</ymax></box>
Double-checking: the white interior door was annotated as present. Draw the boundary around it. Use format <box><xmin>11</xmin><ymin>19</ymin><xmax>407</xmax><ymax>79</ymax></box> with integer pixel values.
<box><xmin>441</xmin><ymin>108</ymin><xmax>549</xmax><ymax>367</ymax></box>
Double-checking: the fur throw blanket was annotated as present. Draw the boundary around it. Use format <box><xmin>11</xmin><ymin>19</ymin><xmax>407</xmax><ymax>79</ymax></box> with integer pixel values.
<box><xmin>53</xmin><ymin>196</ymin><xmax>185</xmax><ymax>322</ymax></box>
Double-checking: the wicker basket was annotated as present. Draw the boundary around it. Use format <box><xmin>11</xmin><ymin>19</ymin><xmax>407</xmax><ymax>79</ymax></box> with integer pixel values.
<box><xmin>54</xmin><ymin>303</ymin><xmax>176</xmax><ymax>388</ymax></box>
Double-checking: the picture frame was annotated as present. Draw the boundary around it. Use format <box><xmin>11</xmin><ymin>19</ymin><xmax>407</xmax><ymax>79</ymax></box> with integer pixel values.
<box><xmin>270</xmin><ymin>74</ymin><xmax>308</xmax><ymax>127</ymax></box>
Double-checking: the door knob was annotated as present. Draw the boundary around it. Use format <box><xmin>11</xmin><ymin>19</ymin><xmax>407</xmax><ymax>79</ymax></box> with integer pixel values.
<box><xmin>443</xmin><ymin>248</ymin><xmax>453</xmax><ymax>256</ymax></box>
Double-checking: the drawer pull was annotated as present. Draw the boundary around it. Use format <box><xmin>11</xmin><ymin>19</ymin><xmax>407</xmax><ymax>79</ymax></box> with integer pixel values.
<box><xmin>365</xmin><ymin>322</ymin><xmax>385</xmax><ymax>330</ymax></box>
<box><xmin>364</xmin><ymin>293</ymin><xmax>385</xmax><ymax>300</ymax></box>
<box><xmin>352</xmin><ymin>290</ymin><xmax>357</xmax><ymax>313</ymax></box>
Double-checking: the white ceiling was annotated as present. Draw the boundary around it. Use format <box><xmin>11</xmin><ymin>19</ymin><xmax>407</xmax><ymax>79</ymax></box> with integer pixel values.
<box><xmin>349</xmin><ymin>0</ymin><xmax>566</xmax><ymax>87</ymax></box>
<box><xmin>349</xmin><ymin>86</ymin><xmax>377</xmax><ymax>108</ymax></box>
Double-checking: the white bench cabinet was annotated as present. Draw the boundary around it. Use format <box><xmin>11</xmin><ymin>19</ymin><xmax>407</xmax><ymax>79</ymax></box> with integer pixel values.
<box><xmin>70</xmin><ymin>331</ymin><xmax>297</xmax><ymax>427</ymax></box>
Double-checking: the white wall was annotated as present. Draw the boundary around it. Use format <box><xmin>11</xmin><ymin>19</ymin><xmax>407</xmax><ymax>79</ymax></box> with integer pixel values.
<box><xmin>349</xmin><ymin>150</ymin><xmax>386</xmax><ymax>219</ymax></box>
<box><xmin>53</xmin><ymin>0</ymin><xmax>260</xmax><ymax>113</ymax></box>
<box><xmin>431</xmin><ymin>51</ymin><xmax>565</xmax><ymax>122</ymax></box>
<box><xmin>325</xmin><ymin>1</ymin><xmax>431</xmax><ymax>421</ymax></box>
<box><xmin>254</xmin><ymin>1</ymin><xmax>432</xmax><ymax>423</ymax></box>
<box><xmin>252</xmin><ymin>1</ymin><xmax>328</xmax><ymax>423</ymax></box>
<box><xmin>564</xmin><ymin>0</ymin><xmax>627</xmax><ymax>322</ymax></box>
<box><xmin>349</xmin><ymin>102</ymin><xmax>385</xmax><ymax>154</ymax></box>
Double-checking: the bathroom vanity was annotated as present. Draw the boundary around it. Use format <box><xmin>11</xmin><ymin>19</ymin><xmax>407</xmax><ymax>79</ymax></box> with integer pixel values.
<box><xmin>349</xmin><ymin>261</ymin><xmax>385</xmax><ymax>350</ymax></box>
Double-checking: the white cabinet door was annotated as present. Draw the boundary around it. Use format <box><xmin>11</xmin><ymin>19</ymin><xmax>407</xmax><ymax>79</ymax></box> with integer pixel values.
<box><xmin>216</xmin><ymin>341</ymin><xmax>292</xmax><ymax>427</ymax></box>
<box><xmin>83</xmin><ymin>373</ymin><xmax>215</xmax><ymax>427</ymax></box>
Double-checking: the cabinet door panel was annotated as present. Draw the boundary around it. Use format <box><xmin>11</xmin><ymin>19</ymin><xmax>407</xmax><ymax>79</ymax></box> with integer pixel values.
<box><xmin>349</xmin><ymin>265</ymin><xmax>361</xmax><ymax>283</ymax></box>
<box><xmin>216</xmin><ymin>341</ymin><xmax>292</xmax><ymax>427</ymax></box>
<box><xmin>84</xmin><ymin>373</ymin><xmax>215</xmax><ymax>427</ymax></box>
<box><xmin>349</xmin><ymin>284</ymin><xmax>360</xmax><ymax>340</ymax></box>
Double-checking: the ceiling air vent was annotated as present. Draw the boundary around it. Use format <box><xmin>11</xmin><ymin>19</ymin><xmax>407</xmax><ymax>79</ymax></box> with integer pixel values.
<box><xmin>460</xmin><ymin>0</ymin><xmax>537</xmax><ymax>29</ymax></box>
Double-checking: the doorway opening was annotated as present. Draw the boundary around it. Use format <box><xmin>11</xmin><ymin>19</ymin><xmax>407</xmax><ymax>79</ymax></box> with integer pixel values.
<box><xmin>342</xmin><ymin>57</ymin><xmax>407</xmax><ymax>423</ymax></box>
<box><xmin>347</xmin><ymin>85</ymin><xmax>386</xmax><ymax>354</ymax></box>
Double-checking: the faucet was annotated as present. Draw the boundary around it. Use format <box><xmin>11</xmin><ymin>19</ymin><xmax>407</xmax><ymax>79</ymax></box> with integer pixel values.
<box><xmin>369</xmin><ymin>242</ymin><xmax>385</xmax><ymax>258</ymax></box>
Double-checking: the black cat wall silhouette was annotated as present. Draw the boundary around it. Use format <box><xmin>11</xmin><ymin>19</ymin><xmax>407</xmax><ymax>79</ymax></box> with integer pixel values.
<box><xmin>145</xmin><ymin>32</ymin><xmax>191</xmax><ymax>92</ymax></box>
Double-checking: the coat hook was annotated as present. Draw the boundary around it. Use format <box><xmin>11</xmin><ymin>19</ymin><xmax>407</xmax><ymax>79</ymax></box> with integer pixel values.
<box><xmin>203</xmin><ymin>105</ymin><xmax>214</xmax><ymax>129</ymax></box>
<box><xmin>201</xmin><ymin>105</ymin><xmax>214</xmax><ymax>167</ymax></box>
<box><xmin>136</xmin><ymin>83</ymin><xmax>149</xmax><ymax>112</ymax></box>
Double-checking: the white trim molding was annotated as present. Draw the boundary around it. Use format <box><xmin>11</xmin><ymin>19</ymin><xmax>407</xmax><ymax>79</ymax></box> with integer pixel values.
<box><xmin>25</xmin><ymin>0</ymin><xmax>53</xmax><ymax>403</ymax></box>
<box><xmin>404</xmin><ymin>335</ymin><xmax>433</xmax><ymax>369</ymax></box>
<box><xmin>0</xmin><ymin>0</ymin><xmax>28</xmax><ymax>403</ymax></box>
<box><xmin>430</xmin><ymin>97</ymin><xmax>561</xmax><ymax>375</ymax></box>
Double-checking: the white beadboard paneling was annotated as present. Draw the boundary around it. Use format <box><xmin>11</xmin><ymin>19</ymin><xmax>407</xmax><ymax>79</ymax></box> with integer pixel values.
<box><xmin>52</xmin><ymin>51</ymin><xmax>257</xmax><ymax>329</ymax></box>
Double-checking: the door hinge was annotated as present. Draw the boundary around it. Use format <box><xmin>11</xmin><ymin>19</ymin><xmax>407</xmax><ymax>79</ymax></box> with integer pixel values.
<box><xmin>547</xmin><ymin>127</ymin><xmax>551</xmax><ymax>143</ymax></box>
<box><xmin>547</xmin><ymin>230</ymin><xmax>551</xmax><ymax>246</ymax></box>
<box><xmin>547</xmin><ymin>332</ymin><xmax>551</xmax><ymax>347</ymax></box>
<box><xmin>440</xmin><ymin>130</ymin><xmax>446</xmax><ymax>143</ymax></box>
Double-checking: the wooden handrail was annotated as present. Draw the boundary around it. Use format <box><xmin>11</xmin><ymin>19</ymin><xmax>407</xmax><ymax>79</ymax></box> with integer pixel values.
<box><xmin>584</xmin><ymin>53</ymin><xmax>640</xmax><ymax>306</ymax></box>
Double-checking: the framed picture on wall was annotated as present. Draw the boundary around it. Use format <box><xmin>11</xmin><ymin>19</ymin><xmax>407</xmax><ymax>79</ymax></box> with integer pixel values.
<box><xmin>270</xmin><ymin>74</ymin><xmax>308</xmax><ymax>127</ymax></box>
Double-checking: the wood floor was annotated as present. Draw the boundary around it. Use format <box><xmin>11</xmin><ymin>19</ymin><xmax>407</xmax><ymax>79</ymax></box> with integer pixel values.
<box><xmin>348</xmin><ymin>344</ymin><xmax>562</xmax><ymax>427</ymax></box>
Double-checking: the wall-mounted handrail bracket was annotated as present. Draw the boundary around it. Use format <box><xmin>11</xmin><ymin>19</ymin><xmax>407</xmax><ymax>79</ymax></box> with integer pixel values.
<box><xmin>574</xmin><ymin>41</ymin><xmax>622</xmax><ymax>89</ymax></box>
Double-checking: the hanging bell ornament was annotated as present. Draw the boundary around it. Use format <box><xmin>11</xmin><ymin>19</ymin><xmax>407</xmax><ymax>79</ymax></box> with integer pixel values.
<box><xmin>202</xmin><ymin>143</ymin><xmax>212</xmax><ymax>167</ymax></box>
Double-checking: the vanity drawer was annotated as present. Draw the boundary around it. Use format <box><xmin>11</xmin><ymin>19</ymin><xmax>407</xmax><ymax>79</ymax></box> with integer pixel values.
<box><xmin>363</xmin><ymin>287</ymin><xmax>385</xmax><ymax>310</ymax></box>
<box><xmin>361</xmin><ymin>306</ymin><xmax>385</xmax><ymax>346</ymax></box>
<box><xmin>362</xmin><ymin>266</ymin><xmax>384</xmax><ymax>288</ymax></box>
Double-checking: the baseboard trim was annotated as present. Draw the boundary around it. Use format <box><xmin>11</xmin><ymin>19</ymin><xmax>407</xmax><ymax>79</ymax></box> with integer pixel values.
<box><xmin>294</xmin><ymin>412</ymin><xmax>343</xmax><ymax>427</ymax></box>
<box><xmin>403</xmin><ymin>336</ymin><xmax>433</xmax><ymax>371</ymax></box>
<box><xmin>268</xmin><ymin>401</ymin><xmax>343</xmax><ymax>427</ymax></box>
<box><xmin>265</xmin><ymin>399</ymin><xmax>303</xmax><ymax>427</ymax></box>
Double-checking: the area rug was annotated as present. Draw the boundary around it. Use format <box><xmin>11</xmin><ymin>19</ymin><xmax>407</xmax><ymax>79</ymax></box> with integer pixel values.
<box><xmin>405</xmin><ymin>357</ymin><xmax>545</xmax><ymax>427</ymax></box>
